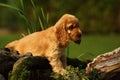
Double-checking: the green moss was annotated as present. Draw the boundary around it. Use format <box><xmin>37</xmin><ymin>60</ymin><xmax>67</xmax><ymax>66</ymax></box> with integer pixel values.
<box><xmin>51</xmin><ymin>66</ymin><xmax>89</xmax><ymax>80</ymax></box>
<box><xmin>9</xmin><ymin>56</ymin><xmax>102</xmax><ymax>80</ymax></box>
<box><xmin>9</xmin><ymin>57</ymin><xmax>31</xmax><ymax>80</ymax></box>
<box><xmin>9</xmin><ymin>56</ymin><xmax>52</xmax><ymax>80</ymax></box>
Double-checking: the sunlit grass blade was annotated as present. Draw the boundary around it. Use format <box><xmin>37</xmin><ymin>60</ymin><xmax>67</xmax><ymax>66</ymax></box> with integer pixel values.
<box><xmin>20</xmin><ymin>0</ymin><xmax>33</xmax><ymax>33</ymax></box>
<box><xmin>18</xmin><ymin>10</ymin><xmax>32</xmax><ymax>34</ymax></box>
<box><xmin>77</xmin><ymin>53</ymin><xmax>85</xmax><ymax>59</ymax></box>
<box><xmin>27</xmin><ymin>28</ymin><xmax>31</xmax><ymax>34</ymax></box>
<box><xmin>38</xmin><ymin>17</ymin><xmax>44</xmax><ymax>30</ymax></box>
<box><xmin>0</xmin><ymin>3</ymin><xmax>22</xmax><ymax>12</ymax></box>
<box><xmin>21</xmin><ymin>33</ymin><xmax>26</xmax><ymax>37</ymax></box>
<box><xmin>46</xmin><ymin>13</ymin><xmax>49</xmax><ymax>23</ymax></box>
<box><xmin>40</xmin><ymin>8</ymin><xmax>49</xmax><ymax>29</ymax></box>
<box><xmin>20</xmin><ymin>0</ymin><xmax>24</xmax><ymax>11</ymax></box>
<box><xmin>46</xmin><ymin>13</ymin><xmax>49</xmax><ymax>27</ymax></box>
<box><xmin>40</xmin><ymin>8</ymin><xmax>46</xmax><ymax>29</ymax></box>
<box><xmin>30</xmin><ymin>0</ymin><xmax>36</xmax><ymax>9</ymax></box>
<box><xmin>41</xmin><ymin>8</ymin><xmax>45</xmax><ymax>20</ymax></box>
<box><xmin>18</xmin><ymin>12</ymin><xmax>27</xmax><ymax>23</ymax></box>
<box><xmin>30</xmin><ymin>0</ymin><xmax>37</xmax><ymax>32</ymax></box>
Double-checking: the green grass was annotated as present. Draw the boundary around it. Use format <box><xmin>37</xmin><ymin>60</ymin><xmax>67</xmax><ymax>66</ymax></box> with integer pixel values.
<box><xmin>0</xmin><ymin>34</ymin><xmax>120</xmax><ymax>60</ymax></box>
<box><xmin>68</xmin><ymin>34</ymin><xmax>120</xmax><ymax>60</ymax></box>
<box><xmin>0</xmin><ymin>34</ymin><xmax>21</xmax><ymax>48</ymax></box>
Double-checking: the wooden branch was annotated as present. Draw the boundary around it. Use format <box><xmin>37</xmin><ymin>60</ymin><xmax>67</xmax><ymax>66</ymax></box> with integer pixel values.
<box><xmin>86</xmin><ymin>47</ymin><xmax>120</xmax><ymax>80</ymax></box>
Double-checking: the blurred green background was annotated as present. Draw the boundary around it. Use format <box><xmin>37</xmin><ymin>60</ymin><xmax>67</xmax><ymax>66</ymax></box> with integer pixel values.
<box><xmin>0</xmin><ymin>0</ymin><xmax>120</xmax><ymax>60</ymax></box>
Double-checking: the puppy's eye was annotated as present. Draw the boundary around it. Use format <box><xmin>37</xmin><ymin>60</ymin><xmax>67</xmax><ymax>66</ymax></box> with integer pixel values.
<box><xmin>69</xmin><ymin>25</ymin><xmax>74</xmax><ymax>30</ymax></box>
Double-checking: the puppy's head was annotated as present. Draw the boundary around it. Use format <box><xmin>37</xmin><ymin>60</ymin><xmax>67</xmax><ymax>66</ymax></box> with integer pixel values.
<box><xmin>63</xmin><ymin>14</ymin><xmax>82</xmax><ymax>44</ymax></box>
<box><xmin>55</xmin><ymin>14</ymin><xmax>82</xmax><ymax>45</ymax></box>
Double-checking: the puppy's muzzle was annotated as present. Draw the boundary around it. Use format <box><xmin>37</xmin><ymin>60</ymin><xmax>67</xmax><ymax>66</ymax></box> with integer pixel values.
<box><xmin>74</xmin><ymin>33</ymin><xmax>82</xmax><ymax>44</ymax></box>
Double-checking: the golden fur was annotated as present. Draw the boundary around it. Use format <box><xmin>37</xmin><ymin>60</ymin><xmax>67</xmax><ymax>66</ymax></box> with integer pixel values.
<box><xmin>5</xmin><ymin>14</ymin><xmax>82</xmax><ymax>75</ymax></box>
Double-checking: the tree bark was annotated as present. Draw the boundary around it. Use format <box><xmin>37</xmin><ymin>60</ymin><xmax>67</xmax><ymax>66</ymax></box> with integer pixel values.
<box><xmin>86</xmin><ymin>47</ymin><xmax>120</xmax><ymax>80</ymax></box>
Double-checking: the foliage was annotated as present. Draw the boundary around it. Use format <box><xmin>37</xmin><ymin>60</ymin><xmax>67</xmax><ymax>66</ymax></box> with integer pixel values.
<box><xmin>52</xmin><ymin>66</ymin><xmax>86</xmax><ymax>80</ymax></box>
<box><xmin>49</xmin><ymin>66</ymin><xmax>102</xmax><ymax>80</ymax></box>
<box><xmin>52</xmin><ymin>66</ymin><xmax>102</xmax><ymax>80</ymax></box>
<box><xmin>0</xmin><ymin>0</ymin><xmax>49</xmax><ymax>34</ymax></box>
<box><xmin>64</xmin><ymin>66</ymin><xmax>89</xmax><ymax>80</ymax></box>
<box><xmin>0</xmin><ymin>0</ymin><xmax>120</xmax><ymax>33</ymax></box>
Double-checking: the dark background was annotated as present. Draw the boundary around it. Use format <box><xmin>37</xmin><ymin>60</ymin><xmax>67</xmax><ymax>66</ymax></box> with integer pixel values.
<box><xmin>0</xmin><ymin>0</ymin><xmax>120</xmax><ymax>34</ymax></box>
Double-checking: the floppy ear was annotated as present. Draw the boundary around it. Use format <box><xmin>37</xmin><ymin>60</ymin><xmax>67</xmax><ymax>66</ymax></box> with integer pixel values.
<box><xmin>55</xmin><ymin>22</ymin><xmax>69</xmax><ymax>47</ymax></box>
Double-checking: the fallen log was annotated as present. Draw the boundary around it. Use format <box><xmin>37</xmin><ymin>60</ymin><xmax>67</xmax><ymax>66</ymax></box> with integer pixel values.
<box><xmin>0</xmin><ymin>48</ymin><xmax>18</xmax><ymax>80</ymax></box>
<box><xmin>86</xmin><ymin>47</ymin><xmax>120</xmax><ymax>80</ymax></box>
<box><xmin>0</xmin><ymin>48</ymin><xmax>88</xmax><ymax>80</ymax></box>
<box><xmin>1</xmin><ymin>47</ymin><xmax>120</xmax><ymax>80</ymax></box>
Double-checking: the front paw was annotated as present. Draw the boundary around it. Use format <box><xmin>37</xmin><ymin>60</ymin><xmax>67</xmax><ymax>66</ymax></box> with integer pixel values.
<box><xmin>60</xmin><ymin>69</ymin><xmax>67</xmax><ymax>75</ymax></box>
<box><xmin>53</xmin><ymin>68</ymin><xmax>66</xmax><ymax>75</ymax></box>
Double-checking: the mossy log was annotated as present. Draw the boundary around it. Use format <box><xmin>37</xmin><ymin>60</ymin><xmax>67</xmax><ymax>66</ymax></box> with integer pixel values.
<box><xmin>0</xmin><ymin>48</ymin><xmax>18</xmax><ymax>80</ymax></box>
<box><xmin>1</xmin><ymin>47</ymin><xmax>120</xmax><ymax>80</ymax></box>
<box><xmin>9</xmin><ymin>56</ymin><xmax>52</xmax><ymax>80</ymax></box>
<box><xmin>86</xmin><ymin>47</ymin><xmax>120</xmax><ymax>80</ymax></box>
<box><xmin>0</xmin><ymin>48</ymin><xmax>87</xmax><ymax>80</ymax></box>
<box><xmin>9</xmin><ymin>56</ymin><xmax>89</xmax><ymax>80</ymax></box>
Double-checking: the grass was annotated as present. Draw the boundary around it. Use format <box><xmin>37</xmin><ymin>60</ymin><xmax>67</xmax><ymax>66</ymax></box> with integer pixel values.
<box><xmin>0</xmin><ymin>0</ymin><xmax>49</xmax><ymax>33</ymax></box>
<box><xmin>0</xmin><ymin>34</ymin><xmax>21</xmax><ymax>48</ymax></box>
<box><xmin>0</xmin><ymin>34</ymin><xmax>120</xmax><ymax>60</ymax></box>
<box><xmin>68</xmin><ymin>34</ymin><xmax>120</xmax><ymax>60</ymax></box>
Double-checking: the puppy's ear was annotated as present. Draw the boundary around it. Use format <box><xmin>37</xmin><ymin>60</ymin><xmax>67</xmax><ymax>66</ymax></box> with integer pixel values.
<box><xmin>56</xmin><ymin>22</ymin><xmax>69</xmax><ymax>47</ymax></box>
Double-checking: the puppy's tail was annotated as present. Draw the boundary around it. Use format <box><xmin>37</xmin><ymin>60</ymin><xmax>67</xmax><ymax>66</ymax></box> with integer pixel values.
<box><xmin>5</xmin><ymin>40</ymin><xmax>18</xmax><ymax>49</ymax></box>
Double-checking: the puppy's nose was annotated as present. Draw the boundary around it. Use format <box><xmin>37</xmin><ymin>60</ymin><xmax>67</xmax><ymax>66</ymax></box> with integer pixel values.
<box><xmin>77</xmin><ymin>33</ymin><xmax>82</xmax><ymax>38</ymax></box>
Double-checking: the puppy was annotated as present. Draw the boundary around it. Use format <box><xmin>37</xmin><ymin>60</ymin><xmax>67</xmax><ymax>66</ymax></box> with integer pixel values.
<box><xmin>5</xmin><ymin>14</ymin><xmax>82</xmax><ymax>75</ymax></box>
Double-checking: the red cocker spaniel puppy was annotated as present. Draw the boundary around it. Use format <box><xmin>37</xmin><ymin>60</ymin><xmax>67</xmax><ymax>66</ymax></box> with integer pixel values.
<box><xmin>5</xmin><ymin>14</ymin><xmax>82</xmax><ymax>75</ymax></box>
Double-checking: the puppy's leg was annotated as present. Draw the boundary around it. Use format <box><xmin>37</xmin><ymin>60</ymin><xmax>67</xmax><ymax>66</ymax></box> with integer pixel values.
<box><xmin>47</xmin><ymin>54</ymin><xmax>66</xmax><ymax>75</ymax></box>
<box><xmin>60</xmin><ymin>54</ymin><xmax>67</xmax><ymax>68</ymax></box>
